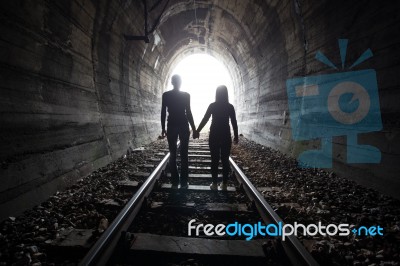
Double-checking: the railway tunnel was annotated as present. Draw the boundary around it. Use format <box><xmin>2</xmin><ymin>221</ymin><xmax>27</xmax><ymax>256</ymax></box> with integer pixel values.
<box><xmin>1</xmin><ymin>0</ymin><xmax>400</xmax><ymax>249</ymax></box>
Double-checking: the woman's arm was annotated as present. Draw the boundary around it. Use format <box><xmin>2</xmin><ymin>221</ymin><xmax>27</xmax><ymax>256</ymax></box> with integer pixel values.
<box><xmin>197</xmin><ymin>104</ymin><xmax>212</xmax><ymax>133</ymax></box>
<box><xmin>230</xmin><ymin>105</ymin><xmax>239</xmax><ymax>143</ymax></box>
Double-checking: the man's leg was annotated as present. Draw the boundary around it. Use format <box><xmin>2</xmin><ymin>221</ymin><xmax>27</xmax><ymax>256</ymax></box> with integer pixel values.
<box><xmin>221</xmin><ymin>137</ymin><xmax>232</xmax><ymax>183</ymax></box>
<box><xmin>178</xmin><ymin>126</ymin><xmax>190</xmax><ymax>186</ymax></box>
<box><xmin>167</xmin><ymin>127</ymin><xmax>179</xmax><ymax>186</ymax></box>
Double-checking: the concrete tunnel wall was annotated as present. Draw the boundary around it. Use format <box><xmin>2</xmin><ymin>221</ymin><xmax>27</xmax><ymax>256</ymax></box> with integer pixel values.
<box><xmin>0</xmin><ymin>0</ymin><xmax>399</xmax><ymax>219</ymax></box>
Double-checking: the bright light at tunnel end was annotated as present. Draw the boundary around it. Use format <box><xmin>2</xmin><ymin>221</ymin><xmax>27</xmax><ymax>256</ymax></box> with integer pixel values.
<box><xmin>167</xmin><ymin>54</ymin><xmax>234</xmax><ymax>128</ymax></box>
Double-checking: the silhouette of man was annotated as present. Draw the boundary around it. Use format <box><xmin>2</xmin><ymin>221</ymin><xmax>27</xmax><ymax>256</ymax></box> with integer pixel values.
<box><xmin>161</xmin><ymin>75</ymin><xmax>196</xmax><ymax>189</ymax></box>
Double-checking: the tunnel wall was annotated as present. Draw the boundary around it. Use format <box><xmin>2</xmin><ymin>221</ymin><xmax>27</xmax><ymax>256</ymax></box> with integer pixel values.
<box><xmin>232</xmin><ymin>0</ymin><xmax>400</xmax><ymax>198</ymax></box>
<box><xmin>0</xmin><ymin>0</ymin><xmax>164</xmax><ymax>219</ymax></box>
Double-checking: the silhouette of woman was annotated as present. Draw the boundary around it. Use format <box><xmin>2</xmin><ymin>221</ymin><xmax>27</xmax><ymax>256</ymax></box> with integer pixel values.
<box><xmin>195</xmin><ymin>85</ymin><xmax>238</xmax><ymax>191</ymax></box>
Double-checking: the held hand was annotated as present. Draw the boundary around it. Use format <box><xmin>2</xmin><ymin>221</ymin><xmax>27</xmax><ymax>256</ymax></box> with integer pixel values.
<box><xmin>233</xmin><ymin>137</ymin><xmax>238</xmax><ymax>144</ymax></box>
<box><xmin>161</xmin><ymin>129</ymin><xmax>167</xmax><ymax>138</ymax></box>
<box><xmin>193</xmin><ymin>130</ymin><xmax>200</xmax><ymax>139</ymax></box>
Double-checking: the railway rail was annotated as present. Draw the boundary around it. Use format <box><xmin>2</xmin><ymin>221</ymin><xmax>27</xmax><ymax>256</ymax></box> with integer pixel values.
<box><xmin>77</xmin><ymin>138</ymin><xmax>319</xmax><ymax>266</ymax></box>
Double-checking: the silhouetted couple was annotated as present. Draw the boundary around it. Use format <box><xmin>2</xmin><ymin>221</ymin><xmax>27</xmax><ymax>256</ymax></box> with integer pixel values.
<box><xmin>161</xmin><ymin>75</ymin><xmax>238</xmax><ymax>191</ymax></box>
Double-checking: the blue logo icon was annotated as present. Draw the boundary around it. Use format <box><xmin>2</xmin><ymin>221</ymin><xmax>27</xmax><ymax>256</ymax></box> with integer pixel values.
<box><xmin>286</xmin><ymin>39</ymin><xmax>382</xmax><ymax>168</ymax></box>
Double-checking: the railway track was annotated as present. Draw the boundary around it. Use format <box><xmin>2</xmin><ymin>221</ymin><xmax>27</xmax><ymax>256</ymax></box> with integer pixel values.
<box><xmin>76</xmin><ymin>138</ymin><xmax>319</xmax><ymax>266</ymax></box>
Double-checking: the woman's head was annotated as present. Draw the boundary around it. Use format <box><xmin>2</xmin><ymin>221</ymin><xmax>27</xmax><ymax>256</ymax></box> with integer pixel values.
<box><xmin>215</xmin><ymin>85</ymin><xmax>229</xmax><ymax>103</ymax></box>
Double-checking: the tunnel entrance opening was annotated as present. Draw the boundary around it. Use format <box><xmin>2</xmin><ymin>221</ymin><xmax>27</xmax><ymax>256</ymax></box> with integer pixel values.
<box><xmin>166</xmin><ymin>54</ymin><xmax>234</xmax><ymax>129</ymax></box>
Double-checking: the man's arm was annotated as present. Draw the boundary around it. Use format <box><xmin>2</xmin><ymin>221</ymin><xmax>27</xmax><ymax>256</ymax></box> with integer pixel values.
<box><xmin>161</xmin><ymin>93</ymin><xmax>167</xmax><ymax>137</ymax></box>
<box><xmin>230</xmin><ymin>105</ymin><xmax>239</xmax><ymax>143</ymax></box>
<box><xmin>185</xmin><ymin>94</ymin><xmax>196</xmax><ymax>131</ymax></box>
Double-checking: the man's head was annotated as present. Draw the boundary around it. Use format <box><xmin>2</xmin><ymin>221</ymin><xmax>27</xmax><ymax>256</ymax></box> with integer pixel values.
<box><xmin>171</xmin><ymin>75</ymin><xmax>182</xmax><ymax>90</ymax></box>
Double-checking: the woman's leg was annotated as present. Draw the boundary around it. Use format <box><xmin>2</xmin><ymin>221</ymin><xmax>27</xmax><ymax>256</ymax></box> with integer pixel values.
<box><xmin>221</xmin><ymin>137</ymin><xmax>232</xmax><ymax>183</ymax></box>
<box><xmin>209</xmin><ymin>138</ymin><xmax>220</xmax><ymax>184</ymax></box>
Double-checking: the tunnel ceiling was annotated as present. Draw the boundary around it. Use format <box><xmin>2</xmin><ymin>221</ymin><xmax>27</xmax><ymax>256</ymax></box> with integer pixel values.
<box><xmin>130</xmin><ymin>0</ymin><xmax>287</xmax><ymax>98</ymax></box>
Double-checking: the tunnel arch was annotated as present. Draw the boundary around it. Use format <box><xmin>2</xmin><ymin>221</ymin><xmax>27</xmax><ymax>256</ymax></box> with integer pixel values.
<box><xmin>145</xmin><ymin>0</ymin><xmax>291</xmax><ymax>142</ymax></box>
<box><xmin>133</xmin><ymin>0</ymin><xmax>293</xmax><ymax>154</ymax></box>
<box><xmin>153</xmin><ymin>1</ymin><xmax>260</xmax><ymax>110</ymax></box>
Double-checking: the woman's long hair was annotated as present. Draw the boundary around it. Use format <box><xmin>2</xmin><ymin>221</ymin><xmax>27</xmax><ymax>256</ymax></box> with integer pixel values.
<box><xmin>215</xmin><ymin>85</ymin><xmax>229</xmax><ymax>103</ymax></box>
